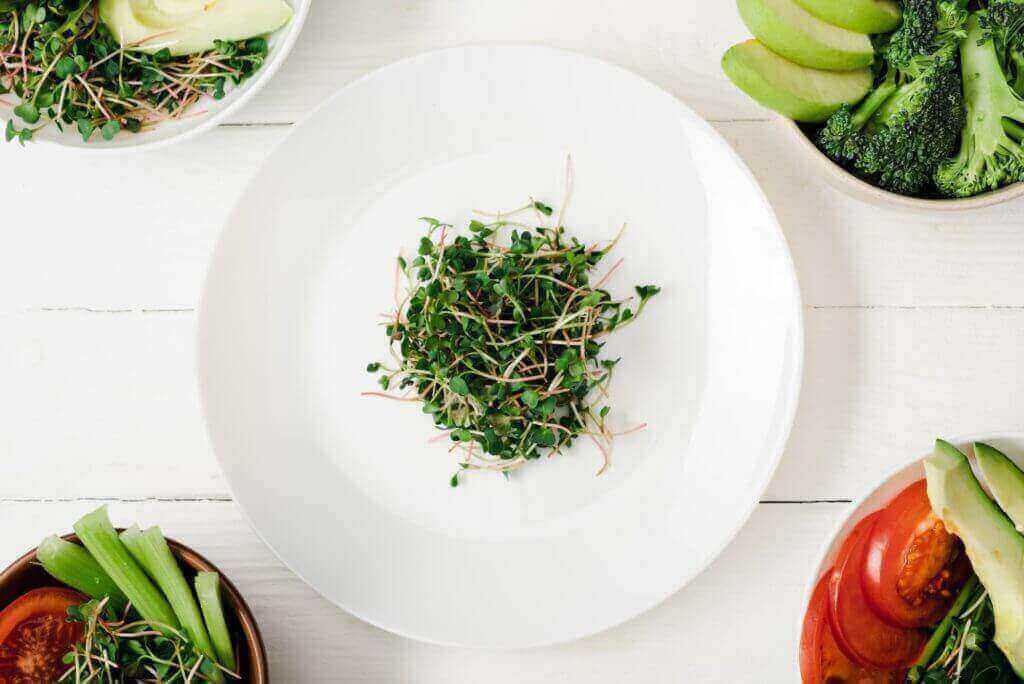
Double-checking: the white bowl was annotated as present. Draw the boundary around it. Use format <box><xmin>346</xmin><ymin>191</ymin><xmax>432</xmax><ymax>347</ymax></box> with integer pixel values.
<box><xmin>780</xmin><ymin>118</ymin><xmax>1024</xmax><ymax>212</ymax></box>
<box><xmin>2</xmin><ymin>0</ymin><xmax>310</xmax><ymax>153</ymax></box>
<box><xmin>795</xmin><ymin>432</ymin><xmax>1024</xmax><ymax>674</ymax></box>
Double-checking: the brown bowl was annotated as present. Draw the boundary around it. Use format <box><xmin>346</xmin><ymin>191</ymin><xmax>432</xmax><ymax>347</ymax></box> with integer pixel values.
<box><xmin>780</xmin><ymin>117</ymin><xmax>1024</xmax><ymax>212</ymax></box>
<box><xmin>0</xmin><ymin>533</ymin><xmax>268</xmax><ymax>683</ymax></box>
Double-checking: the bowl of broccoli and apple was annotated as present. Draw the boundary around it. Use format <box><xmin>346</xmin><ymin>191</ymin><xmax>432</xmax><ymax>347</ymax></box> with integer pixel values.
<box><xmin>723</xmin><ymin>0</ymin><xmax>1024</xmax><ymax>209</ymax></box>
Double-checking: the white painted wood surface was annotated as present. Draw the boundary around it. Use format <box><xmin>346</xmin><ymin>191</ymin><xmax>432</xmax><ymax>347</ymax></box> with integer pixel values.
<box><xmin>2</xmin><ymin>1</ymin><xmax>1022</xmax><ymax>681</ymax></box>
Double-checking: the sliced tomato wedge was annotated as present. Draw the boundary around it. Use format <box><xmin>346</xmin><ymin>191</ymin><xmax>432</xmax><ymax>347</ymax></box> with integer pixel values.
<box><xmin>829</xmin><ymin>512</ymin><xmax>927</xmax><ymax>669</ymax></box>
<box><xmin>801</xmin><ymin>573</ymin><xmax>904</xmax><ymax>683</ymax></box>
<box><xmin>0</xmin><ymin>587</ymin><xmax>86</xmax><ymax>683</ymax></box>
<box><xmin>863</xmin><ymin>479</ymin><xmax>971</xmax><ymax>628</ymax></box>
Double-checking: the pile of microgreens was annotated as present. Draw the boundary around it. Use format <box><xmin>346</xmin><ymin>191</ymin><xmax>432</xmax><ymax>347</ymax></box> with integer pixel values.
<box><xmin>908</xmin><ymin>577</ymin><xmax>1016</xmax><ymax>683</ymax></box>
<box><xmin>0</xmin><ymin>0</ymin><xmax>269</xmax><ymax>144</ymax></box>
<box><xmin>59</xmin><ymin>597</ymin><xmax>238</xmax><ymax>683</ymax></box>
<box><xmin>365</xmin><ymin>195</ymin><xmax>660</xmax><ymax>486</ymax></box>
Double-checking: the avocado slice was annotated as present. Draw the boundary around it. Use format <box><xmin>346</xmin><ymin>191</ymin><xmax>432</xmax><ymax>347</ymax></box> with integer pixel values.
<box><xmin>975</xmin><ymin>442</ymin><xmax>1024</xmax><ymax>534</ymax></box>
<box><xmin>736</xmin><ymin>0</ymin><xmax>875</xmax><ymax>71</ymax></box>
<box><xmin>99</xmin><ymin>0</ymin><xmax>293</xmax><ymax>56</ymax></box>
<box><xmin>722</xmin><ymin>40</ymin><xmax>872</xmax><ymax>122</ymax></box>
<box><xmin>925</xmin><ymin>439</ymin><xmax>1024</xmax><ymax>677</ymax></box>
<box><xmin>791</xmin><ymin>0</ymin><xmax>901</xmax><ymax>34</ymax></box>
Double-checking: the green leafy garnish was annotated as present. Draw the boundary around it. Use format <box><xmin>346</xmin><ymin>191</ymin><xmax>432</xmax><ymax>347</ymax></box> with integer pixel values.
<box><xmin>0</xmin><ymin>1</ymin><xmax>271</xmax><ymax>143</ymax></box>
<box><xmin>59</xmin><ymin>598</ymin><xmax>233</xmax><ymax>683</ymax></box>
<box><xmin>366</xmin><ymin>201</ymin><xmax>660</xmax><ymax>480</ymax></box>
<box><xmin>908</xmin><ymin>576</ymin><xmax>1017</xmax><ymax>683</ymax></box>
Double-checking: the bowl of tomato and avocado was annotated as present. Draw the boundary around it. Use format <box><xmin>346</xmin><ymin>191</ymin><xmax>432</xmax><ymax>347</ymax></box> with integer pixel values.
<box><xmin>797</xmin><ymin>433</ymin><xmax>1024</xmax><ymax>682</ymax></box>
<box><xmin>0</xmin><ymin>532</ymin><xmax>268</xmax><ymax>683</ymax></box>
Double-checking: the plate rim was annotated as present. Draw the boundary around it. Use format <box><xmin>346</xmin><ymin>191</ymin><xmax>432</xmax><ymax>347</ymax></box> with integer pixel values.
<box><xmin>197</xmin><ymin>43</ymin><xmax>806</xmax><ymax>648</ymax></box>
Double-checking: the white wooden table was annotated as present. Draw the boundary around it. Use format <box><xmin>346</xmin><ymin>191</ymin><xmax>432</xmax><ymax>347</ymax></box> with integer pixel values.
<box><xmin>3</xmin><ymin>2</ymin><xmax>1023</xmax><ymax>681</ymax></box>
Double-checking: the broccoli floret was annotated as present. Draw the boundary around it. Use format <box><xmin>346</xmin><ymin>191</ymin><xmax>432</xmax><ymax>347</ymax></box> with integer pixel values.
<box><xmin>888</xmin><ymin>0</ymin><xmax>941</xmax><ymax>66</ymax></box>
<box><xmin>987</xmin><ymin>0</ymin><xmax>1024</xmax><ymax>36</ymax></box>
<box><xmin>817</xmin><ymin>42</ymin><xmax>964</xmax><ymax>196</ymax></box>
<box><xmin>887</xmin><ymin>0</ymin><xmax>969</xmax><ymax>68</ymax></box>
<box><xmin>934</xmin><ymin>11</ymin><xmax>1024</xmax><ymax>197</ymax></box>
<box><xmin>817</xmin><ymin>83</ymin><xmax>895</xmax><ymax>164</ymax></box>
<box><xmin>985</xmin><ymin>0</ymin><xmax>1024</xmax><ymax>92</ymax></box>
<box><xmin>863</xmin><ymin>52</ymin><xmax>965</xmax><ymax>193</ymax></box>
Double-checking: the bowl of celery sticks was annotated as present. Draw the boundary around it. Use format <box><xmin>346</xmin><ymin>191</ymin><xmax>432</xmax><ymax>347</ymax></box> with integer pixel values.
<box><xmin>0</xmin><ymin>506</ymin><xmax>266</xmax><ymax>683</ymax></box>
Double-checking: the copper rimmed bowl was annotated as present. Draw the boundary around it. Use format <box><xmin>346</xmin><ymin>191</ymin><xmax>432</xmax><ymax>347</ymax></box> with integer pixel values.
<box><xmin>0</xmin><ymin>533</ymin><xmax>267</xmax><ymax>683</ymax></box>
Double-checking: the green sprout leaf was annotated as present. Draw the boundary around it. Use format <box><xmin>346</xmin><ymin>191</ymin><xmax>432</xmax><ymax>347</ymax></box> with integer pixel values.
<box><xmin>449</xmin><ymin>376</ymin><xmax>470</xmax><ymax>396</ymax></box>
<box><xmin>77</xmin><ymin>117</ymin><xmax>94</xmax><ymax>142</ymax></box>
<box><xmin>100</xmin><ymin>119</ymin><xmax>120</xmax><ymax>140</ymax></box>
<box><xmin>13</xmin><ymin>102</ymin><xmax>39</xmax><ymax>124</ymax></box>
<box><xmin>533</xmin><ymin>201</ymin><xmax>553</xmax><ymax>216</ymax></box>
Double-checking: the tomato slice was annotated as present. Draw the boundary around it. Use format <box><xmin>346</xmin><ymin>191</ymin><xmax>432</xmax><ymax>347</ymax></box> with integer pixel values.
<box><xmin>863</xmin><ymin>479</ymin><xmax>971</xmax><ymax>628</ymax></box>
<box><xmin>829</xmin><ymin>512</ymin><xmax>927</xmax><ymax>669</ymax></box>
<box><xmin>0</xmin><ymin>587</ymin><xmax>86</xmax><ymax>683</ymax></box>
<box><xmin>801</xmin><ymin>573</ymin><xmax>904</xmax><ymax>683</ymax></box>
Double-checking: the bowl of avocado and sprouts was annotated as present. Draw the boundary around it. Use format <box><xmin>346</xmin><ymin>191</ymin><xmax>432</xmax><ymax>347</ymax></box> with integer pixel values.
<box><xmin>723</xmin><ymin>0</ymin><xmax>1024</xmax><ymax>209</ymax></box>
<box><xmin>0</xmin><ymin>0</ymin><xmax>310</xmax><ymax>151</ymax></box>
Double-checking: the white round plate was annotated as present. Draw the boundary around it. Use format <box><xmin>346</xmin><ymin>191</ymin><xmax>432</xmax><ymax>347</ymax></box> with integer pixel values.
<box><xmin>4</xmin><ymin>0</ymin><xmax>310</xmax><ymax>153</ymax></box>
<box><xmin>199</xmin><ymin>45</ymin><xmax>804</xmax><ymax>648</ymax></box>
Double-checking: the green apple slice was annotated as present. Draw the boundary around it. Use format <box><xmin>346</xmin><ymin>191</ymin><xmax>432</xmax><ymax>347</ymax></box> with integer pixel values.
<box><xmin>793</xmin><ymin>0</ymin><xmax>901</xmax><ymax>34</ymax></box>
<box><xmin>737</xmin><ymin>0</ymin><xmax>875</xmax><ymax>71</ymax></box>
<box><xmin>722</xmin><ymin>40</ymin><xmax>872</xmax><ymax>122</ymax></box>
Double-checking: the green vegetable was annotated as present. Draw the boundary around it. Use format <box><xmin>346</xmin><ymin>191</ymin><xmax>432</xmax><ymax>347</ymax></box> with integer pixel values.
<box><xmin>907</xmin><ymin>576</ymin><xmax>1016</xmax><ymax>683</ymax></box>
<box><xmin>987</xmin><ymin>0</ymin><xmax>1024</xmax><ymax>97</ymax></box>
<box><xmin>974</xmin><ymin>442</ymin><xmax>1024</xmax><ymax>533</ymax></box>
<box><xmin>926</xmin><ymin>439</ymin><xmax>1024</xmax><ymax>677</ymax></box>
<box><xmin>885</xmin><ymin>0</ymin><xmax>967</xmax><ymax>70</ymax></box>
<box><xmin>366</xmin><ymin>207</ymin><xmax>659</xmax><ymax>479</ymax></box>
<box><xmin>816</xmin><ymin>21</ymin><xmax>965</xmax><ymax>196</ymax></box>
<box><xmin>195</xmin><ymin>572</ymin><xmax>237</xmax><ymax>673</ymax></box>
<box><xmin>61</xmin><ymin>599</ymin><xmax>224</xmax><ymax>683</ymax></box>
<box><xmin>934</xmin><ymin>11</ymin><xmax>1024</xmax><ymax>197</ymax></box>
<box><xmin>72</xmin><ymin>507</ymin><xmax>180</xmax><ymax>634</ymax></box>
<box><xmin>99</xmin><ymin>0</ymin><xmax>292</xmax><ymax>57</ymax></box>
<box><xmin>909</xmin><ymin>574</ymin><xmax>979</xmax><ymax>675</ymax></box>
<box><xmin>120</xmin><ymin>525</ymin><xmax>221</xmax><ymax>680</ymax></box>
<box><xmin>37</xmin><ymin>535</ymin><xmax>128</xmax><ymax>614</ymax></box>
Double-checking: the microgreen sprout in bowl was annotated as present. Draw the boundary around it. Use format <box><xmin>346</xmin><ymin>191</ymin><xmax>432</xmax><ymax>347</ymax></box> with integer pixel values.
<box><xmin>365</xmin><ymin>182</ymin><xmax>662</xmax><ymax>485</ymax></box>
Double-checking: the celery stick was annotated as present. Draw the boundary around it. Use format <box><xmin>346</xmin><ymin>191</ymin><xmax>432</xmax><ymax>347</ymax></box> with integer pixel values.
<box><xmin>195</xmin><ymin>572</ymin><xmax>237</xmax><ymax>672</ymax></box>
<box><xmin>121</xmin><ymin>525</ymin><xmax>221</xmax><ymax>680</ymax></box>
<box><xmin>73</xmin><ymin>507</ymin><xmax>180</xmax><ymax>633</ymax></box>
<box><xmin>37</xmin><ymin>535</ymin><xmax>128</xmax><ymax>613</ymax></box>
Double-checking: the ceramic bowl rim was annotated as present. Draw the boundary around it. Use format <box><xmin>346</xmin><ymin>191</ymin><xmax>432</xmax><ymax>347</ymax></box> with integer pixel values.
<box><xmin>0</xmin><ymin>531</ymin><xmax>269</xmax><ymax>682</ymax></box>
<box><xmin>780</xmin><ymin>117</ymin><xmax>1024</xmax><ymax>212</ymax></box>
